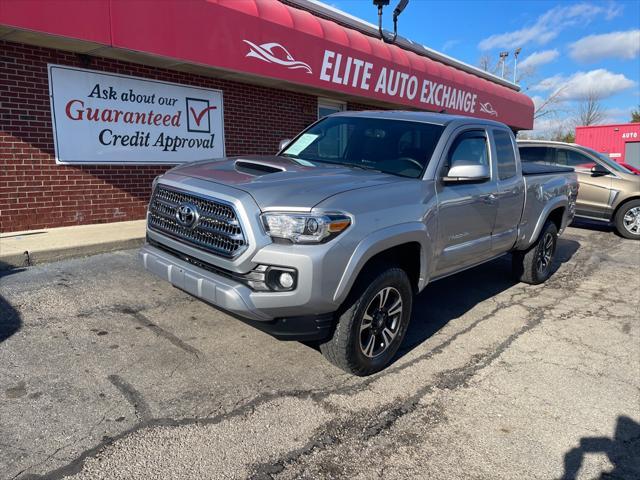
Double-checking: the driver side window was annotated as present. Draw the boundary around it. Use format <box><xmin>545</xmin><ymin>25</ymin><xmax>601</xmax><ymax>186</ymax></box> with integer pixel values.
<box><xmin>445</xmin><ymin>131</ymin><xmax>489</xmax><ymax>174</ymax></box>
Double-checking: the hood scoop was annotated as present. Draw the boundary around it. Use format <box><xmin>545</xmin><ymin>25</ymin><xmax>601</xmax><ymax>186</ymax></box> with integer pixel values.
<box><xmin>234</xmin><ymin>159</ymin><xmax>286</xmax><ymax>176</ymax></box>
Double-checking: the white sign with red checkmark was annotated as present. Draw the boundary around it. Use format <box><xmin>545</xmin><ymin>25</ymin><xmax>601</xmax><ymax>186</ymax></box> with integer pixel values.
<box><xmin>48</xmin><ymin>64</ymin><xmax>225</xmax><ymax>165</ymax></box>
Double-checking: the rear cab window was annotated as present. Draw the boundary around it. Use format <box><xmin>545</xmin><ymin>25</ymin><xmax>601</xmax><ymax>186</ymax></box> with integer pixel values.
<box><xmin>493</xmin><ymin>130</ymin><xmax>517</xmax><ymax>180</ymax></box>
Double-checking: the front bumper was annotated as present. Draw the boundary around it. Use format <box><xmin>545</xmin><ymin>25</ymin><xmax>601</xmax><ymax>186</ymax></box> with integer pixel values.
<box><xmin>139</xmin><ymin>243</ymin><xmax>335</xmax><ymax>341</ymax></box>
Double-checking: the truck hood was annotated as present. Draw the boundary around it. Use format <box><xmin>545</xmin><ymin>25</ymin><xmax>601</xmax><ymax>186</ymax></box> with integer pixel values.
<box><xmin>167</xmin><ymin>155</ymin><xmax>404</xmax><ymax>210</ymax></box>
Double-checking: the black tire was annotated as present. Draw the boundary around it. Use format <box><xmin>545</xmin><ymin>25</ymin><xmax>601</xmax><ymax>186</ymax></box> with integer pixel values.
<box><xmin>614</xmin><ymin>199</ymin><xmax>640</xmax><ymax>240</ymax></box>
<box><xmin>512</xmin><ymin>221</ymin><xmax>558</xmax><ymax>285</ymax></box>
<box><xmin>320</xmin><ymin>267</ymin><xmax>413</xmax><ymax>376</ymax></box>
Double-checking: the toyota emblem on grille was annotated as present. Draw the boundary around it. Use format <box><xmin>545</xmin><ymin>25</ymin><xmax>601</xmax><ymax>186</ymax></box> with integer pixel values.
<box><xmin>175</xmin><ymin>203</ymin><xmax>199</xmax><ymax>228</ymax></box>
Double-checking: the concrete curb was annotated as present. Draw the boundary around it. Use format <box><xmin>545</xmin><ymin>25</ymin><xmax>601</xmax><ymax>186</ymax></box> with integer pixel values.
<box><xmin>0</xmin><ymin>220</ymin><xmax>147</xmax><ymax>271</ymax></box>
<box><xmin>0</xmin><ymin>237</ymin><xmax>145</xmax><ymax>270</ymax></box>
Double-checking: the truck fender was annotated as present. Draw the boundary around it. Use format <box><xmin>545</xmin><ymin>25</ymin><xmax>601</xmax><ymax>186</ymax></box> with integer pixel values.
<box><xmin>333</xmin><ymin>222</ymin><xmax>432</xmax><ymax>304</ymax></box>
<box><xmin>517</xmin><ymin>196</ymin><xmax>568</xmax><ymax>250</ymax></box>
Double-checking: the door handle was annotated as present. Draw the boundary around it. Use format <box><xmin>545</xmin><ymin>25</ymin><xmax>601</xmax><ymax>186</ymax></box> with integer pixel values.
<box><xmin>480</xmin><ymin>193</ymin><xmax>497</xmax><ymax>204</ymax></box>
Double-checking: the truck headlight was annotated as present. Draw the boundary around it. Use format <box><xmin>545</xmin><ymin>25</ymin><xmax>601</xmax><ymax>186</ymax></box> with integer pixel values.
<box><xmin>261</xmin><ymin>212</ymin><xmax>351</xmax><ymax>243</ymax></box>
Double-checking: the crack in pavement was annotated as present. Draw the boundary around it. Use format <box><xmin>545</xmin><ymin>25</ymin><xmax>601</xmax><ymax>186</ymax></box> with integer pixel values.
<box><xmin>107</xmin><ymin>375</ymin><xmax>152</xmax><ymax>422</ymax></box>
<box><xmin>114</xmin><ymin>305</ymin><xmax>203</xmax><ymax>358</ymax></box>
<box><xmin>17</xmin><ymin>414</ymin><xmax>110</xmax><ymax>480</ymax></box>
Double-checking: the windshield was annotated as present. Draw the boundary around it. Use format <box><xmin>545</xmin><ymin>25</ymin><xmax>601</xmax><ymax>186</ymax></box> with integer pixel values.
<box><xmin>281</xmin><ymin>116</ymin><xmax>445</xmax><ymax>178</ymax></box>
<box><xmin>579</xmin><ymin>146</ymin><xmax>633</xmax><ymax>174</ymax></box>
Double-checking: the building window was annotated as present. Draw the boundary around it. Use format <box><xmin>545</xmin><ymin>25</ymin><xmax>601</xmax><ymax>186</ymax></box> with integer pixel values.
<box><xmin>318</xmin><ymin>99</ymin><xmax>346</xmax><ymax>119</ymax></box>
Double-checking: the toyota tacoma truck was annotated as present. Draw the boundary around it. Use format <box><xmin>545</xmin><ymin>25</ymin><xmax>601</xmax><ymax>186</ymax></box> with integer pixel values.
<box><xmin>140</xmin><ymin>111</ymin><xmax>578</xmax><ymax>375</ymax></box>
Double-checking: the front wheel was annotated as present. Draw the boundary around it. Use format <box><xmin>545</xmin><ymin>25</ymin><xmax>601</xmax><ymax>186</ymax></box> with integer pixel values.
<box><xmin>614</xmin><ymin>200</ymin><xmax>640</xmax><ymax>240</ymax></box>
<box><xmin>320</xmin><ymin>267</ymin><xmax>413</xmax><ymax>376</ymax></box>
<box><xmin>512</xmin><ymin>221</ymin><xmax>558</xmax><ymax>285</ymax></box>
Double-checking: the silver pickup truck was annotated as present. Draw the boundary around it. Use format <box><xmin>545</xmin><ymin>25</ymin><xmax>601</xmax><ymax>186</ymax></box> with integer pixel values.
<box><xmin>140</xmin><ymin>111</ymin><xmax>578</xmax><ymax>375</ymax></box>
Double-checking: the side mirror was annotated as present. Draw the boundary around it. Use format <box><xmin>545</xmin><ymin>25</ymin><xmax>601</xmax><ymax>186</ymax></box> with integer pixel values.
<box><xmin>590</xmin><ymin>164</ymin><xmax>609</xmax><ymax>176</ymax></box>
<box><xmin>443</xmin><ymin>160</ymin><xmax>490</xmax><ymax>184</ymax></box>
<box><xmin>278</xmin><ymin>138</ymin><xmax>292</xmax><ymax>152</ymax></box>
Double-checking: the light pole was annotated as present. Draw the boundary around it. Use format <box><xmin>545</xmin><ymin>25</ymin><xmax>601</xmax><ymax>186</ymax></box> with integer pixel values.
<box><xmin>373</xmin><ymin>0</ymin><xmax>409</xmax><ymax>44</ymax></box>
<box><xmin>499</xmin><ymin>51</ymin><xmax>509</xmax><ymax>78</ymax></box>
<box><xmin>513</xmin><ymin>48</ymin><xmax>522</xmax><ymax>83</ymax></box>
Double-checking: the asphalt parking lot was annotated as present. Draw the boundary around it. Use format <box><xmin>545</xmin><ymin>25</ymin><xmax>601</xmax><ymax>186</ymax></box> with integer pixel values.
<box><xmin>1</xmin><ymin>224</ymin><xmax>639</xmax><ymax>480</ymax></box>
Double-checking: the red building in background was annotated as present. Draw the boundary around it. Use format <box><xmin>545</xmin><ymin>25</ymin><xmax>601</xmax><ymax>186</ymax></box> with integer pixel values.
<box><xmin>575</xmin><ymin>123</ymin><xmax>640</xmax><ymax>172</ymax></box>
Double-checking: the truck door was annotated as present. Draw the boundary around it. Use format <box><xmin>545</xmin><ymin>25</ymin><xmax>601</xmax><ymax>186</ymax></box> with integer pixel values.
<box><xmin>491</xmin><ymin>129</ymin><xmax>525</xmax><ymax>253</ymax></box>
<box><xmin>434</xmin><ymin>128</ymin><xmax>498</xmax><ymax>277</ymax></box>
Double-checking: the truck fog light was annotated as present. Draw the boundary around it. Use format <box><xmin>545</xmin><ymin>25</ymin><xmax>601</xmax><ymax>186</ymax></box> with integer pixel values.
<box><xmin>279</xmin><ymin>272</ymin><xmax>294</xmax><ymax>289</ymax></box>
<box><xmin>264</xmin><ymin>267</ymin><xmax>297</xmax><ymax>291</ymax></box>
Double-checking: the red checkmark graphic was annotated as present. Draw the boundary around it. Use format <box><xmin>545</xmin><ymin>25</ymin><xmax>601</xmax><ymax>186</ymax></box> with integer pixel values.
<box><xmin>189</xmin><ymin>105</ymin><xmax>217</xmax><ymax>126</ymax></box>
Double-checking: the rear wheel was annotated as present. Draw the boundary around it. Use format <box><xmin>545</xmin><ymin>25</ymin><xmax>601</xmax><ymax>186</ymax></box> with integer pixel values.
<box><xmin>512</xmin><ymin>221</ymin><xmax>558</xmax><ymax>285</ymax></box>
<box><xmin>614</xmin><ymin>199</ymin><xmax>640</xmax><ymax>240</ymax></box>
<box><xmin>320</xmin><ymin>267</ymin><xmax>413</xmax><ymax>376</ymax></box>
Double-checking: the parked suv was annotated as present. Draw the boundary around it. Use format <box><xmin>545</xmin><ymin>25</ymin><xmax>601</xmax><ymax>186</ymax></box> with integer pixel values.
<box><xmin>141</xmin><ymin>112</ymin><xmax>577</xmax><ymax>375</ymax></box>
<box><xmin>518</xmin><ymin>140</ymin><xmax>640</xmax><ymax>240</ymax></box>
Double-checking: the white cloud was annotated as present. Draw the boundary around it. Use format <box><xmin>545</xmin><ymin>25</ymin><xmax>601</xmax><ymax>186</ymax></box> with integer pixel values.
<box><xmin>569</xmin><ymin>30</ymin><xmax>640</xmax><ymax>62</ymax></box>
<box><xmin>441</xmin><ymin>40</ymin><xmax>461</xmax><ymax>52</ymax></box>
<box><xmin>532</xmin><ymin>116</ymin><xmax>566</xmax><ymax>133</ymax></box>
<box><xmin>601</xmin><ymin>106</ymin><xmax>636</xmax><ymax>123</ymax></box>
<box><xmin>478</xmin><ymin>2</ymin><xmax>621</xmax><ymax>50</ymax></box>
<box><xmin>531</xmin><ymin>69</ymin><xmax>636</xmax><ymax>100</ymax></box>
<box><xmin>604</xmin><ymin>2</ymin><xmax>624</xmax><ymax>20</ymax></box>
<box><xmin>519</xmin><ymin>50</ymin><xmax>560</xmax><ymax>70</ymax></box>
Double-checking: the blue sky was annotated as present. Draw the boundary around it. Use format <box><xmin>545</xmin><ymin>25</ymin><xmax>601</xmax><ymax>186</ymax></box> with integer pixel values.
<box><xmin>329</xmin><ymin>0</ymin><xmax>640</xmax><ymax>133</ymax></box>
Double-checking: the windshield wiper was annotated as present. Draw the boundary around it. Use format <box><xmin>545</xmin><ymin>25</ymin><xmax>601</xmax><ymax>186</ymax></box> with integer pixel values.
<box><xmin>282</xmin><ymin>157</ymin><xmax>385</xmax><ymax>174</ymax></box>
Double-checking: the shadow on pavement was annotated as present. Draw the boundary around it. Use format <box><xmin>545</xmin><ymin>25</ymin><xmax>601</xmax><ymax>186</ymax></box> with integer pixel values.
<box><xmin>0</xmin><ymin>264</ymin><xmax>24</xmax><ymax>343</ymax></box>
<box><xmin>561</xmin><ymin>415</ymin><xmax>640</xmax><ymax>480</ymax></box>
<box><xmin>0</xmin><ymin>294</ymin><xmax>22</xmax><ymax>343</ymax></box>
<box><xmin>571</xmin><ymin>218</ymin><xmax>617</xmax><ymax>235</ymax></box>
<box><xmin>396</xmin><ymin>237</ymin><xmax>580</xmax><ymax>360</ymax></box>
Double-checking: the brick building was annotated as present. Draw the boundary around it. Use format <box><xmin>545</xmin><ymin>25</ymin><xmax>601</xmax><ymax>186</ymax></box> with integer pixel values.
<box><xmin>0</xmin><ymin>0</ymin><xmax>533</xmax><ymax>233</ymax></box>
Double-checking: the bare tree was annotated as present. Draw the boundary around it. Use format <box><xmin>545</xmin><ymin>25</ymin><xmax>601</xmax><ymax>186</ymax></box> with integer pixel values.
<box><xmin>576</xmin><ymin>91</ymin><xmax>605</xmax><ymax>127</ymax></box>
<box><xmin>478</xmin><ymin>54</ymin><xmax>512</xmax><ymax>80</ymax></box>
<box><xmin>550</xmin><ymin>127</ymin><xmax>575</xmax><ymax>143</ymax></box>
<box><xmin>534</xmin><ymin>86</ymin><xmax>568</xmax><ymax>120</ymax></box>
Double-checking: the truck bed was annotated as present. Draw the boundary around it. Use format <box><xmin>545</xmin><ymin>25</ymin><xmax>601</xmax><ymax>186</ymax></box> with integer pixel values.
<box><xmin>516</xmin><ymin>167</ymin><xmax>578</xmax><ymax>250</ymax></box>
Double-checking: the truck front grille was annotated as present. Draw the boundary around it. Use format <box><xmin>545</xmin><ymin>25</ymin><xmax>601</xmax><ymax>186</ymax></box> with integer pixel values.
<box><xmin>148</xmin><ymin>186</ymin><xmax>247</xmax><ymax>258</ymax></box>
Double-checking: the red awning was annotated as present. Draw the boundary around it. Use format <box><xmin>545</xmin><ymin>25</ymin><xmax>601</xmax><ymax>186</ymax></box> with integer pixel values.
<box><xmin>0</xmin><ymin>0</ymin><xmax>534</xmax><ymax>129</ymax></box>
